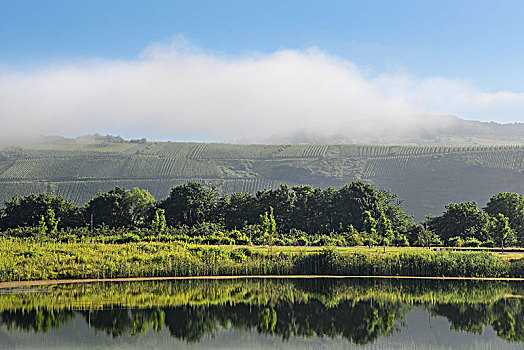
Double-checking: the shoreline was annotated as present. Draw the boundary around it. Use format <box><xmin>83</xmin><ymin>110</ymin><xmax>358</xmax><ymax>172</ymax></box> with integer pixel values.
<box><xmin>2</xmin><ymin>274</ymin><xmax>524</xmax><ymax>289</ymax></box>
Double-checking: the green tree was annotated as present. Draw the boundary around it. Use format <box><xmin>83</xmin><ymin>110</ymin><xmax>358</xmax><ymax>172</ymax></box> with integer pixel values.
<box><xmin>151</xmin><ymin>208</ymin><xmax>167</xmax><ymax>237</ymax></box>
<box><xmin>428</xmin><ymin>202</ymin><xmax>491</xmax><ymax>246</ymax></box>
<box><xmin>220</xmin><ymin>192</ymin><xmax>258</xmax><ymax>230</ymax></box>
<box><xmin>491</xmin><ymin>213</ymin><xmax>512</xmax><ymax>252</ymax></box>
<box><xmin>83</xmin><ymin>187</ymin><xmax>155</xmax><ymax>228</ymax></box>
<box><xmin>37</xmin><ymin>215</ymin><xmax>47</xmax><ymax>245</ymax></box>
<box><xmin>256</xmin><ymin>185</ymin><xmax>295</xmax><ymax>233</ymax></box>
<box><xmin>379</xmin><ymin>190</ymin><xmax>417</xmax><ymax>243</ymax></box>
<box><xmin>413</xmin><ymin>223</ymin><xmax>442</xmax><ymax>247</ymax></box>
<box><xmin>377</xmin><ymin>212</ymin><xmax>394</xmax><ymax>252</ymax></box>
<box><xmin>45</xmin><ymin>208</ymin><xmax>59</xmax><ymax>236</ymax></box>
<box><xmin>0</xmin><ymin>193</ymin><xmax>79</xmax><ymax>230</ymax></box>
<box><xmin>332</xmin><ymin>182</ymin><xmax>382</xmax><ymax>233</ymax></box>
<box><xmin>484</xmin><ymin>192</ymin><xmax>524</xmax><ymax>246</ymax></box>
<box><xmin>363</xmin><ymin>211</ymin><xmax>377</xmax><ymax>247</ymax></box>
<box><xmin>160</xmin><ymin>182</ymin><xmax>218</xmax><ymax>227</ymax></box>
<box><xmin>289</xmin><ymin>185</ymin><xmax>315</xmax><ymax>233</ymax></box>
<box><xmin>259</xmin><ymin>207</ymin><xmax>276</xmax><ymax>247</ymax></box>
<box><xmin>303</xmin><ymin>187</ymin><xmax>335</xmax><ymax>234</ymax></box>
<box><xmin>129</xmin><ymin>188</ymin><xmax>156</xmax><ymax>227</ymax></box>
<box><xmin>83</xmin><ymin>188</ymin><xmax>133</xmax><ymax>228</ymax></box>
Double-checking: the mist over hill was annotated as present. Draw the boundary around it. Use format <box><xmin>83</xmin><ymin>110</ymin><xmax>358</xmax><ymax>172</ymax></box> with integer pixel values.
<box><xmin>242</xmin><ymin>115</ymin><xmax>524</xmax><ymax>145</ymax></box>
<box><xmin>0</xmin><ymin>115</ymin><xmax>523</xmax><ymax>147</ymax></box>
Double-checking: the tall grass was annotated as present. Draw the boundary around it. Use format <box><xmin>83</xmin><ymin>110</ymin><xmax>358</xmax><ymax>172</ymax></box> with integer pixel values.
<box><xmin>0</xmin><ymin>238</ymin><xmax>523</xmax><ymax>282</ymax></box>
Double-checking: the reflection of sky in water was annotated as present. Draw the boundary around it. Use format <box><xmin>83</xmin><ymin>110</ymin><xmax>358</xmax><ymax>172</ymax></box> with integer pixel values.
<box><xmin>0</xmin><ymin>309</ymin><xmax>521</xmax><ymax>350</ymax></box>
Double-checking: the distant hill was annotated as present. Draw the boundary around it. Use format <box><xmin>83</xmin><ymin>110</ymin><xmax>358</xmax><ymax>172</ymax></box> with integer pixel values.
<box><xmin>1</xmin><ymin>132</ymin><xmax>523</xmax><ymax>220</ymax></box>
<box><xmin>251</xmin><ymin>115</ymin><xmax>524</xmax><ymax>145</ymax></box>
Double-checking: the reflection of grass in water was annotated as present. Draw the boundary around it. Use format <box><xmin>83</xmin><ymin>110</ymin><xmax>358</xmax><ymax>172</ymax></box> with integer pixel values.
<box><xmin>0</xmin><ymin>278</ymin><xmax>522</xmax><ymax>311</ymax></box>
<box><xmin>1</xmin><ymin>278</ymin><xmax>524</xmax><ymax>344</ymax></box>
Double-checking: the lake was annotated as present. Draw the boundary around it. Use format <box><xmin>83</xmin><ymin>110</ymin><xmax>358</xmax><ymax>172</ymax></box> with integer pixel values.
<box><xmin>0</xmin><ymin>277</ymin><xmax>522</xmax><ymax>349</ymax></box>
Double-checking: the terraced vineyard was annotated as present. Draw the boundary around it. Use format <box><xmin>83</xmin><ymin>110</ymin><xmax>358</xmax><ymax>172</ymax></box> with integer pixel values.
<box><xmin>273</xmin><ymin>144</ymin><xmax>331</xmax><ymax>158</ymax></box>
<box><xmin>0</xmin><ymin>139</ymin><xmax>523</xmax><ymax>219</ymax></box>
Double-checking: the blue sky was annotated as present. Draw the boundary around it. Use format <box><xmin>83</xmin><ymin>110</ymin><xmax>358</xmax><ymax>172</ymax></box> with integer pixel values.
<box><xmin>1</xmin><ymin>1</ymin><xmax>524</xmax><ymax>140</ymax></box>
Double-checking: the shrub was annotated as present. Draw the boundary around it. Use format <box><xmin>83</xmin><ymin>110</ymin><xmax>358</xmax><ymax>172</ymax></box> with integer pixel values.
<box><xmin>229</xmin><ymin>249</ymin><xmax>246</xmax><ymax>262</ymax></box>
<box><xmin>347</xmin><ymin>233</ymin><xmax>364</xmax><ymax>246</ymax></box>
<box><xmin>464</xmin><ymin>237</ymin><xmax>482</xmax><ymax>247</ymax></box>
<box><xmin>393</xmin><ymin>234</ymin><xmax>410</xmax><ymax>247</ymax></box>
<box><xmin>229</xmin><ymin>230</ymin><xmax>251</xmax><ymax>245</ymax></box>
<box><xmin>449</xmin><ymin>236</ymin><xmax>464</xmax><ymax>247</ymax></box>
<box><xmin>235</xmin><ymin>247</ymin><xmax>253</xmax><ymax>257</ymax></box>
<box><xmin>481</xmin><ymin>240</ymin><xmax>495</xmax><ymax>248</ymax></box>
<box><xmin>123</xmin><ymin>233</ymin><xmax>141</xmax><ymax>243</ymax></box>
<box><xmin>273</xmin><ymin>238</ymin><xmax>285</xmax><ymax>246</ymax></box>
<box><xmin>189</xmin><ymin>222</ymin><xmax>226</xmax><ymax>237</ymax></box>
<box><xmin>296</xmin><ymin>237</ymin><xmax>309</xmax><ymax>246</ymax></box>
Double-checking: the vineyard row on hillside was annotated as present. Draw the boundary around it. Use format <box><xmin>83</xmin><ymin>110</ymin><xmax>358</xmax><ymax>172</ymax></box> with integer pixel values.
<box><xmin>0</xmin><ymin>178</ymin><xmax>286</xmax><ymax>205</ymax></box>
<box><xmin>1</xmin><ymin>149</ymin><xmax>522</xmax><ymax>181</ymax></box>
<box><xmin>140</xmin><ymin>143</ymin><xmax>524</xmax><ymax>159</ymax></box>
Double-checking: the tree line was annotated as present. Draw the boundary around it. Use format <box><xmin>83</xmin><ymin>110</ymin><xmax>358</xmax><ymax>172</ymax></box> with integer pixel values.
<box><xmin>0</xmin><ymin>182</ymin><xmax>522</xmax><ymax>248</ymax></box>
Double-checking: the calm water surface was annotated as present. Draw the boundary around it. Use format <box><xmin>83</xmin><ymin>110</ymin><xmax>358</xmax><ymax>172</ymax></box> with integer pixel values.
<box><xmin>0</xmin><ymin>277</ymin><xmax>522</xmax><ymax>349</ymax></box>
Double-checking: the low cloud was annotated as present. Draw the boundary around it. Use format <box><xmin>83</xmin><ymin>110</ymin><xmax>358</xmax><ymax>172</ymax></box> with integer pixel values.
<box><xmin>0</xmin><ymin>36</ymin><xmax>523</xmax><ymax>142</ymax></box>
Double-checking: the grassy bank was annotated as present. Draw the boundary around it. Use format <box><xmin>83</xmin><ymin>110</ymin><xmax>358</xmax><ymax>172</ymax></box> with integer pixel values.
<box><xmin>1</xmin><ymin>238</ymin><xmax>524</xmax><ymax>282</ymax></box>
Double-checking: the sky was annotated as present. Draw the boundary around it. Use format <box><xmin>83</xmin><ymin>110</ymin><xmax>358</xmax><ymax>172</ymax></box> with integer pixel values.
<box><xmin>1</xmin><ymin>0</ymin><xmax>524</xmax><ymax>141</ymax></box>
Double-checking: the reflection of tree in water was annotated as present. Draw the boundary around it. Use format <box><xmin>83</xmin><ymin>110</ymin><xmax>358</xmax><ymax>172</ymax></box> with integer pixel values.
<box><xmin>0</xmin><ymin>301</ymin><xmax>401</xmax><ymax>344</ymax></box>
<box><xmin>163</xmin><ymin>306</ymin><xmax>219</xmax><ymax>342</ymax></box>
<box><xmin>159</xmin><ymin>300</ymin><xmax>404</xmax><ymax>344</ymax></box>
<box><xmin>0</xmin><ymin>279</ymin><xmax>524</xmax><ymax>344</ymax></box>
<box><xmin>431</xmin><ymin>298</ymin><xmax>524</xmax><ymax>342</ymax></box>
<box><xmin>79</xmin><ymin>308</ymin><xmax>165</xmax><ymax>337</ymax></box>
<box><xmin>0</xmin><ymin>308</ymin><xmax>74</xmax><ymax>333</ymax></box>
<box><xmin>269</xmin><ymin>299</ymin><xmax>402</xmax><ymax>344</ymax></box>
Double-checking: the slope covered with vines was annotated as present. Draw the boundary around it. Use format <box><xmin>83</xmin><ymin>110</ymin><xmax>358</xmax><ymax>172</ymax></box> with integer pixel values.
<box><xmin>0</xmin><ymin>140</ymin><xmax>523</xmax><ymax>219</ymax></box>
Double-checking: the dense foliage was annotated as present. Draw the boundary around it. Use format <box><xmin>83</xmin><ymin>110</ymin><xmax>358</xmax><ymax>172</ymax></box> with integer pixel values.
<box><xmin>427</xmin><ymin>193</ymin><xmax>524</xmax><ymax>247</ymax></box>
<box><xmin>0</xmin><ymin>182</ymin><xmax>523</xmax><ymax>248</ymax></box>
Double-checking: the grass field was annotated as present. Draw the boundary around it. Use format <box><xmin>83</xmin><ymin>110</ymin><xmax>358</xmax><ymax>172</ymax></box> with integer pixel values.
<box><xmin>1</xmin><ymin>238</ymin><xmax>523</xmax><ymax>282</ymax></box>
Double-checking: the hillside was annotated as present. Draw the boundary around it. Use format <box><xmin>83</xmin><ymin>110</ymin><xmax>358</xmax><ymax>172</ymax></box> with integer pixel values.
<box><xmin>1</xmin><ymin>135</ymin><xmax>523</xmax><ymax>220</ymax></box>
<box><xmin>251</xmin><ymin>115</ymin><xmax>524</xmax><ymax>145</ymax></box>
